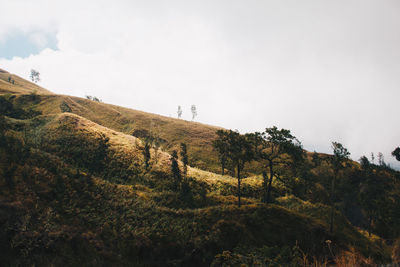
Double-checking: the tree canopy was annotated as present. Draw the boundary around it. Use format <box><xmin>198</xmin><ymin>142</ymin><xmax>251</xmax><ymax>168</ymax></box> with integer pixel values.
<box><xmin>258</xmin><ymin>126</ymin><xmax>303</xmax><ymax>203</ymax></box>
<box><xmin>392</xmin><ymin>147</ymin><xmax>400</xmax><ymax>161</ymax></box>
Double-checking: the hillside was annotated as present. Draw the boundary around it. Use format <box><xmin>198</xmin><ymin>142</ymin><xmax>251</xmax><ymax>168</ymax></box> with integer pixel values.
<box><xmin>0</xmin><ymin>69</ymin><xmax>398</xmax><ymax>266</ymax></box>
<box><xmin>0</xmin><ymin>70</ymin><xmax>226</xmax><ymax>173</ymax></box>
<box><xmin>0</xmin><ymin>69</ymin><xmax>53</xmax><ymax>95</ymax></box>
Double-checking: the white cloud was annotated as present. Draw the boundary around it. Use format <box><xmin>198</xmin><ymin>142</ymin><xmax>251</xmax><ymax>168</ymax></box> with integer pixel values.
<box><xmin>0</xmin><ymin>0</ymin><xmax>399</xmax><ymax>168</ymax></box>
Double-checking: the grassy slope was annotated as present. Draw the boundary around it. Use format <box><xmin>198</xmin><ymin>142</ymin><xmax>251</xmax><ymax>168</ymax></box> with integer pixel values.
<box><xmin>37</xmin><ymin>111</ymin><xmax>261</xmax><ymax>193</ymax></box>
<box><xmin>0</xmin><ymin>157</ymin><xmax>337</xmax><ymax>266</ymax></box>
<box><xmin>0</xmin><ymin>142</ymin><xmax>388</xmax><ymax>266</ymax></box>
<box><xmin>0</xmin><ymin>74</ymin><xmax>224</xmax><ymax>173</ymax></box>
<box><xmin>0</xmin><ymin>69</ymin><xmax>222</xmax><ymax>168</ymax></box>
<box><xmin>0</xmin><ymin>69</ymin><xmax>391</xmax><ymax>265</ymax></box>
<box><xmin>0</xmin><ymin>70</ymin><xmax>53</xmax><ymax>95</ymax></box>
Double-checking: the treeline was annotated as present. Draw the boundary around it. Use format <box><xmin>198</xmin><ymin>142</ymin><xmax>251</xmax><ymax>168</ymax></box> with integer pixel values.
<box><xmin>212</xmin><ymin>127</ymin><xmax>400</xmax><ymax>238</ymax></box>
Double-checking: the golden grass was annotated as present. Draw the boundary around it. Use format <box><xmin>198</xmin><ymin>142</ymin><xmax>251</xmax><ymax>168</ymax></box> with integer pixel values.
<box><xmin>188</xmin><ymin>167</ymin><xmax>263</xmax><ymax>188</ymax></box>
<box><xmin>0</xmin><ymin>88</ymin><xmax>224</xmax><ymax>173</ymax></box>
<box><xmin>0</xmin><ymin>72</ymin><xmax>53</xmax><ymax>95</ymax></box>
<box><xmin>41</xmin><ymin>112</ymin><xmax>250</xmax><ymax>191</ymax></box>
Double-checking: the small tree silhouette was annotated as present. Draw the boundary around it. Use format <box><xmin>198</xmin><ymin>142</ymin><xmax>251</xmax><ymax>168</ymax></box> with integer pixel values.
<box><xmin>392</xmin><ymin>147</ymin><xmax>400</xmax><ymax>161</ymax></box>
<box><xmin>213</xmin><ymin>130</ymin><xmax>229</xmax><ymax>175</ymax></box>
<box><xmin>30</xmin><ymin>69</ymin><xmax>40</xmax><ymax>83</ymax></box>
<box><xmin>191</xmin><ymin>105</ymin><xmax>197</xmax><ymax>121</ymax></box>
<box><xmin>171</xmin><ymin>150</ymin><xmax>182</xmax><ymax>190</ymax></box>
<box><xmin>177</xmin><ymin>105</ymin><xmax>183</xmax><ymax>119</ymax></box>
<box><xmin>329</xmin><ymin>142</ymin><xmax>350</xmax><ymax>233</ymax></box>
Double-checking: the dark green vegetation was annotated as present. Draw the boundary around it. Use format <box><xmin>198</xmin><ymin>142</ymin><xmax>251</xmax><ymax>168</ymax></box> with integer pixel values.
<box><xmin>0</xmin><ymin>70</ymin><xmax>399</xmax><ymax>266</ymax></box>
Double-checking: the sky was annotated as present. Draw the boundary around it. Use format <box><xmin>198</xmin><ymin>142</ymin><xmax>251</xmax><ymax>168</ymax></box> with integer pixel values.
<box><xmin>0</xmin><ymin>0</ymin><xmax>399</xmax><ymax>168</ymax></box>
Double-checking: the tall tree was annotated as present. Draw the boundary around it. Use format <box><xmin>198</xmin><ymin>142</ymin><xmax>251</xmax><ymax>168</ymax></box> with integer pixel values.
<box><xmin>213</xmin><ymin>130</ymin><xmax>229</xmax><ymax>175</ymax></box>
<box><xmin>377</xmin><ymin>152</ymin><xmax>385</xmax><ymax>166</ymax></box>
<box><xmin>177</xmin><ymin>105</ymin><xmax>183</xmax><ymax>119</ymax></box>
<box><xmin>143</xmin><ymin>139</ymin><xmax>151</xmax><ymax>169</ymax></box>
<box><xmin>180</xmin><ymin>143</ymin><xmax>188</xmax><ymax>178</ymax></box>
<box><xmin>359</xmin><ymin>156</ymin><xmax>376</xmax><ymax>236</ymax></box>
<box><xmin>30</xmin><ymin>69</ymin><xmax>40</xmax><ymax>83</ymax></box>
<box><xmin>258</xmin><ymin>126</ymin><xmax>303</xmax><ymax>204</ymax></box>
<box><xmin>191</xmin><ymin>105</ymin><xmax>197</xmax><ymax>121</ymax></box>
<box><xmin>171</xmin><ymin>150</ymin><xmax>182</xmax><ymax>190</ymax></box>
<box><xmin>392</xmin><ymin>147</ymin><xmax>400</xmax><ymax>161</ymax></box>
<box><xmin>329</xmin><ymin>142</ymin><xmax>350</xmax><ymax>233</ymax></box>
<box><xmin>224</xmin><ymin>130</ymin><xmax>254</xmax><ymax>207</ymax></box>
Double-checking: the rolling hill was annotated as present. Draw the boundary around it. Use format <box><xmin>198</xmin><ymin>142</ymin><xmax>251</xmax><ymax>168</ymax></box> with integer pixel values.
<box><xmin>0</xmin><ymin>69</ymin><xmax>397</xmax><ymax>266</ymax></box>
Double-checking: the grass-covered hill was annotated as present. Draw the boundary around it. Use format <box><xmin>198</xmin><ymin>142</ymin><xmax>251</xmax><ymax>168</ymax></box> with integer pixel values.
<box><xmin>1</xmin><ymin>69</ymin><xmax>399</xmax><ymax>266</ymax></box>
<box><xmin>0</xmin><ymin>68</ymin><xmax>52</xmax><ymax>95</ymax></box>
<box><xmin>0</xmin><ymin>73</ymin><xmax>224</xmax><ymax>173</ymax></box>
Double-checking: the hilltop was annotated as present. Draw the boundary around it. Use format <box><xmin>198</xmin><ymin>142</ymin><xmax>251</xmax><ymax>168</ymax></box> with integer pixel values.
<box><xmin>0</xmin><ymin>69</ymin><xmax>399</xmax><ymax>266</ymax></box>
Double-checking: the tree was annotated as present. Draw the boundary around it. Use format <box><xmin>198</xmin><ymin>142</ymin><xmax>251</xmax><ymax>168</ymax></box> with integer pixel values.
<box><xmin>191</xmin><ymin>105</ymin><xmax>197</xmax><ymax>121</ymax></box>
<box><xmin>171</xmin><ymin>150</ymin><xmax>182</xmax><ymax>189</ymax></box>
<box><xmin>152</xmin><ymin>134</ymin><xmax>161</xmax><ymax>164</ymax></box>
<box><xmin>177</xmin><ymin>105</ymin><xmax>183</xmax><ymax>119</ymax></box>
<box><xmin>359</xmin><ymin>155</ymin><xmax>371</xmax><ymax>170</ymax></box>
<box><xmin>258</xmin><ymin>126</ymin><xmax>303</xmax><ymax>204</ymax></box>
<box><xmin>92</xmin><ymin>96</ymin><xmax>101</xmax><ymax>102</ymax></box>
<box><xmin>358</xmin><ymin>156</ymin><xmax>376</xmax><ymax>236</ymax></box>
<box><xmin>142</xmin><ymin>135</ymin><xmax>157</xmax><ymax>170</ymax></box>
<box><xmin>358</xmin><ymin>156</ymin><xmax>392</xmax><ymax>237</ymax></box>
<box><xmin>392</xmin><ymin>147</ymin><xmax>400</xmax><ymax>161</ymax></box>
<box><xmin>30</xmin><ymin>69</ymin><xmax>40</xmax><ymax>83</ymax></box>
<box><xmin>329</xmin><ymin>142</ymin><xmax>350</xmax><ymax>233</ymax></box>
<box><xmin>377</xmin><ymin>152</ymin><xmax>385</xmax><ymax>166</ymax></box>
<box><xmin>143</xmin><ymin>139</ymin><xmax>151</xmax><ymax>169</ymax></box>
<box><xmin>85</xmin><ymin>95</ymin><xmax>101</xmax><ymax>102</ymax></box>
<box><xmin>224</xmin><ymin>130</ymin><xmax>254</xmax><ymax>207</ymax></box>
<box><xmin>213</xmin><ymin>130</ymin><xmax>229</xmax><ymax>175</ymax></box>
<box><xmin>180</xmin><ymin>143</ymin><xmax>188</xmax><ymax>178</ymax></box>
<box><xmin>312</xmin><ymin>151</ymin><xmax>321</xmax><ymax>167</ymax></box>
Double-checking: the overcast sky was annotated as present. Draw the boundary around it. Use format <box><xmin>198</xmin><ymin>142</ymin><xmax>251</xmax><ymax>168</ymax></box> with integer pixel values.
<box><xmin>0</xmin><ymin>0</ymin><xmax>399</xmax><ymax>168</ymax></box>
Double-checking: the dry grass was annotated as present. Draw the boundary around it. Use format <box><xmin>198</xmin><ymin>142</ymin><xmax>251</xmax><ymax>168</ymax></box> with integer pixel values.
<box><xmin>189</xmin><ymin>167</ymin><xmax>263</xmax><ymax>188</ymax></box>
<box><xmin>0</xmin><ymin>72</ymin><xmax>53</xmax><ymax>95</ymax></box>
<box><xmin>0</xmin><ymin>68</ymin><xmax>265</xmax><ymax>174</ymax></box>
<box><xmin>0</xmin><ymin>89</ymin><xmax>224</xmax><ymax>173</ymax></box>
<box><xmin>41</xmin><ymin>112</ymin><xmax>251</xmax><ymax>191</ymax></box>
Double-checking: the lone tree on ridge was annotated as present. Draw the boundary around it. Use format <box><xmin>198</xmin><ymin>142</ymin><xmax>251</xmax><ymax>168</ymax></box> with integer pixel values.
<box><xmin>30</xmin><ymin>69</ymin><xmax>40</xmax><ymax>83</ymax></box>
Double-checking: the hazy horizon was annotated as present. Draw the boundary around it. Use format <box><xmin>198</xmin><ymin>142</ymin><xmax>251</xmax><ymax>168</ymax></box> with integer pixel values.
<box><xmin>0</xmin><ymin>0</ymin><xmax>399</xmax><ymax>169</ymax></box>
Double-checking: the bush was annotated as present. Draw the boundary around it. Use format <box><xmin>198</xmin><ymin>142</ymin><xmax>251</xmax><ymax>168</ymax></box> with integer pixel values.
<box><xmin>60</xmin><ymin>101</ymin><xmax>72</xmax><ymax>113</ymax></box>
